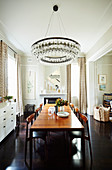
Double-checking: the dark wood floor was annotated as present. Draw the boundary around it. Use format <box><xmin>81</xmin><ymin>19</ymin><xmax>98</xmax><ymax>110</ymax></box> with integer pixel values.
<box><xmin>0</xmin><ymin>115</ymin><xmax>112</xmax><ymax>170</ymax></box>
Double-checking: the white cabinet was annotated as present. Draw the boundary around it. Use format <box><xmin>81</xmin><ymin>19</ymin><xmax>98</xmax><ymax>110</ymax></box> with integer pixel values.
<box><xmin>0</xmin><ymin>103</ymin><xmax>16</xmax><ymax>142</ymax></box>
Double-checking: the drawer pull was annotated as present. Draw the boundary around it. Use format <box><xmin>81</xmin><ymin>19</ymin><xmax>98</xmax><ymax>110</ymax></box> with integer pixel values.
<box><xmin>3</xmin><ymin>118</ymin><xmax>6</xmax><ymax>121</ymax></box>
<box><xmin>11</xmin><ymin>107</ymin><xmax>13</xmax><ymax>109</ymax></box>
<box><xmin>11</xmin><ymin>113</ymin><xmax>13</xmax><ymax>115</ymax></box>
<box><xmin>3</xmin><ymin>126</ymin><xmax>6</xmax><ymax>128</ymax></box>
<box><xmin>11</xmin><ymin>120</ymin><xmax>13</xmax><ymax>122</ymax></box>
<box><xmin>3</xmin><ymin>111</ymin><xmax>6</xmax><ymax>113</ymax></box>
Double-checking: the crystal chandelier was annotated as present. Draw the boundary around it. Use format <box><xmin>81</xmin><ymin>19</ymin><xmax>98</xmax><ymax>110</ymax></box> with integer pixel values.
<box><xmin>31</xmin><ymin>5</ymin><xmax>81</xmax><ymax>65</ymax></box>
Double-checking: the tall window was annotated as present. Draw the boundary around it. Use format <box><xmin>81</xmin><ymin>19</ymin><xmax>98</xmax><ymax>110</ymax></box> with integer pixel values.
<box><xmin>8</xmin><ymin>51</ymin><xmax>17</xmax><ymax>99</ymax></box>
<box><xmin>71</xmin><ymin>63</ymin><xmax>79</xmax><ymax>106</ymax></box>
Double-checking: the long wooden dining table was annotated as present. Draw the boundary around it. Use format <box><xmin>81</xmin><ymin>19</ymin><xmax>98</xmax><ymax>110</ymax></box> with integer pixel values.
<box><xmin>30</xmin><ymin>104</ymin><xmax>85</xmax><ymax>169</ymax></box>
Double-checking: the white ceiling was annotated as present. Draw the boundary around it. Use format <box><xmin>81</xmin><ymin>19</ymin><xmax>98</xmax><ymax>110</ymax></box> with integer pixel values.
<box><xmin>0</xmin><ymin>0</ymin><xmax>112</xmax><ymax>56</ymax></box>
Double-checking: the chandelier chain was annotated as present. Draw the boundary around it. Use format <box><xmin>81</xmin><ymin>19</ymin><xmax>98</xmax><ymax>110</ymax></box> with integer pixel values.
<box><xmin>58</xmin><ymin>12</ymin><xmax>67</xmax><ymax>37</ymax></box>
<box><xmin>45</xmin><ymin>11</ymin><xmax>54</xmax><ymax>37</ymax></box>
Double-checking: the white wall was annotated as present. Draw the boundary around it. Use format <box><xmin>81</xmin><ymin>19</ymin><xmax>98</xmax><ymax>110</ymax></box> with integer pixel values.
<box><xmin>87</xmin><ymin>61</ymin><xmax>95</xmax><ymax>115</ymax></box>
<box><xmin>86</xmin><ymin>26</ymin><xmax>112</xmax><ymax>61</ymax></box>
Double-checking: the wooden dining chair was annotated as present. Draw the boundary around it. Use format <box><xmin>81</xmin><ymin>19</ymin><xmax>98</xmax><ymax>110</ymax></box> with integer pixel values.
<box><xmin>40</xmin><ymin>103</ymin><xmax>43</xmax><ymax>112</ymax></box>
<box><xmin>69</xmin><ymin>113</ymin><xmax>92</xmax><ymax>162</ymax></box>
<box><xmin>35</xmin><ymin>107</ymin><xmax>40</xmax><ymax>119</ymax></box>
<box><xmin>70</xmin><ymin>103</ymin><xmax>74</xmax><ymax>110</ymax></box>
<box><xmin>73</xmin><ymin>107</ymin><xmax>79</xmax><ymax>119</ymax></box>
<box><xmin>25</xmin><ymin>113</ymin><xmax>47</xmax><ymax>163</ymax></box>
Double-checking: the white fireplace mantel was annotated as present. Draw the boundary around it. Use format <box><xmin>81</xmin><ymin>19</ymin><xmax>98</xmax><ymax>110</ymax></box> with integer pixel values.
<box><xmin>40</xmin><ymin>93</ymin><xmax>67</xmax><ymax>97</ymax></box>
<box><xmin>40</xmin><ymin>93</ymin><xmax>67</xmax><ymax>104</ymax></box>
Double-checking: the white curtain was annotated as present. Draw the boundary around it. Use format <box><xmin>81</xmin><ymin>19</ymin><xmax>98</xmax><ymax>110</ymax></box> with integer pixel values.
<box><xmin>16</xmin><ymin>54</ymin><xmax>23</xmax><ymax>115</ymax></box>
<box><xmin>78</xmin><ymin>57</ymin><xmax>87</xmax><ymax>113</ymax></box>
<box><xmin>0</xmin><ymin>40</ymin><xmax>8</xmax><ymax>97</ymax></box>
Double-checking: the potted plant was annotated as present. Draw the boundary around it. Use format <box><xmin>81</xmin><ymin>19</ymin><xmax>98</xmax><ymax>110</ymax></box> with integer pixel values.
<box><xmin>3</xmin><ymin>96</ymin><xmax>13</xmax><ymax>102</ymax></box>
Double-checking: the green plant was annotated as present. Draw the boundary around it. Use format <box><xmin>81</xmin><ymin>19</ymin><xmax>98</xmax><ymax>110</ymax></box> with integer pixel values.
<box><xmin>4</xmin><ymin>96</ymin><xmax>13</xmax><ymax>101</ymax></box>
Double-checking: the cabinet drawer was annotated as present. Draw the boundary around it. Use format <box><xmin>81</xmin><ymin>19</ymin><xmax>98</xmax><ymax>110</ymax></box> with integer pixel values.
<box><xmin>9</xmin><ymin>112</ymin><xmax>16</xmax><ymax>122</ymax></box>
<box><xmin>10</xmin><ymin>112</ymin><xmax>15</xmax><ymax>117</ymax></box>
<box><xmin>5</xmin><ymin>110</ymin><xmax>16</xmax><ymax>119</ymax></box>
<box><xmin>6</xmin><ymin>119</ymin><xmax>15</xmax><ymax>135</ymax></box>
<box><xmin>0</xmin><ymin>123</ymin><xmax>6</xmax><ymax>137</ymax></box>
<box><xmin>0</xmin><ymin>115</ymin><xmax>7</xmax><ymax>123</ymax></box>
<box><xmin>9</xmin><ymin>104</ymin><xmax>16</xmax><ymax>111</ymax></box>
<box><xmin>0</xmin><ymin>109</ymin><xmax>7</xmax><ymax>117</ymax></box>
<box><xmin>6</xmin><ymin>117</ymin><xmax>15</xmax><ymax>127</ymax></box>
<box><xmin>4</xmin><ymin>104</ymin><xmax>15</xmax><ymax>112</ymax></box>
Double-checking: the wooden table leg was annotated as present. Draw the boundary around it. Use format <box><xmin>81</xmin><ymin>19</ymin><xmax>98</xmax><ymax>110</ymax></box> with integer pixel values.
<box><xmin>81</xmin><ymin>129</ymin><xmax>85</xmax><ymax>168</ymax></box>
<box><xmin>30</xmin><ymin>129</ymin><xmax>32</xmax><ymax>170</ymax></box>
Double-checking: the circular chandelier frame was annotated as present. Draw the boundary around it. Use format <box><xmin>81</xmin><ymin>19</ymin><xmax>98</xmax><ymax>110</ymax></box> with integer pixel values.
<box><xmin>31</xmin><ymin>36</ymin><xmax>81</xmax><ymax>65</ymax></box>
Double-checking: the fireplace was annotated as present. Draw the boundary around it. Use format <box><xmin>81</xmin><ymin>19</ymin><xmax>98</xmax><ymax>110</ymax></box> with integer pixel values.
<box><xmin>44</xmin><ymin>97</ymin><xmax>61</xmax><ymax>105</ymax></box>
<box><xmin>40</xmin><ymin>93</ymin><xmax>67</xmax><ymax>105</ymax></box>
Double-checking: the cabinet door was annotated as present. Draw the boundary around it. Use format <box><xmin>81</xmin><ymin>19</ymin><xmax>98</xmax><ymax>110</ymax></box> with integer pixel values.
<box><xmin>6</xmin><ymin>118</ymin><xmax>15</xmax><ymax>136</ymax></box>
<box><xmin>10</xmin><ymin>104</ymin><xmax>16</xmax><ymax>111</ymax></box>
<box><xmin>0</xmin><ymin>108</ymin><xmax>7</xmax><ymax>118</ymax></box>
<box><xmin>0</xmin><ymin>115</ymin><xmax>7</xmax><ymax>124</ymax></box>
<box><xmin>0</xmin><ymin>122</ymin><xmax>6</xmax><ymax>142</ymax></box>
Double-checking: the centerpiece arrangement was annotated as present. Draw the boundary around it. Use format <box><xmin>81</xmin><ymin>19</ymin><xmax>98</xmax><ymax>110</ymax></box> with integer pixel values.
<box><xmin>55</xmin><ymin>98</ymin><xmax>68</xmax><ymax>112</ymax></box>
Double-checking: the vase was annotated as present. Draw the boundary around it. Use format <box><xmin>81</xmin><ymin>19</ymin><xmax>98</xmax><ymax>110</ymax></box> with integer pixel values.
<box><xmin>55</xmin><ymin>105</ymin><xmax>58</xmax><ymax>114</ymax></box>
<box><xmin>60</xmin><ymin>106</ymin><xmax>64</xmax><ymax>112</ymax></box>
